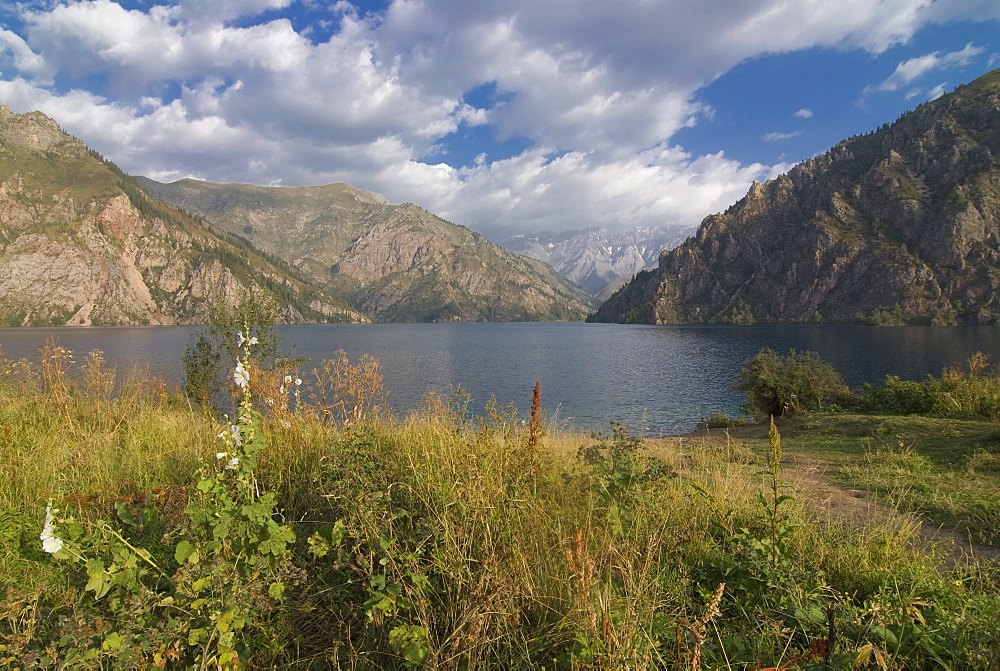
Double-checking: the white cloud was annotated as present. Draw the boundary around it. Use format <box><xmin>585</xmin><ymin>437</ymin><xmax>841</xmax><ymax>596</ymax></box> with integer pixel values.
<box><xmin>175</xmin><ymin>0</ymin><xmax>294</xmax><ymax>24</ymax></box>
<box><xmin>865</xmin><ymin>42</ymin><xmax>985</xmax><ymax>94</ymax></box>
<box><xmin>0</xmin><ymin>29</ymin><xmax>50</xmax><ymax>79</ymax></box>
<box><xmin>1</xmin><ymin>0</ymin><xmax>997</xmax><ymax>238</ymax></box>
<box><xmin>926</xmin><ymin>82</ymin><xmax>947</xmax><ymax>100</ymax></box>
<box><xmin>763</xmin><ymin>131</ymin><xmax>804</xmax><ymax>142</ymax></box>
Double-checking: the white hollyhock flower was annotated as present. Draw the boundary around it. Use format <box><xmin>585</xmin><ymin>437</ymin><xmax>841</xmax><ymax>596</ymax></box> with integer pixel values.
<box><xmin>40</xmin><ymin>505</ymin><xmax>63</xmax><ymax>554</ymax></box>
<box><xmin>233</xmin><ymin>362</ymin><xmax>250</xmax><ymax>388</ymax></box>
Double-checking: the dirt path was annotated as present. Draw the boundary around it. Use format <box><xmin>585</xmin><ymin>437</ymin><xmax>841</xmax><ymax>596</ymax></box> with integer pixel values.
<box><xmin>780</xmin><ymin>454</ymin><xmax>1000</xmax><ymax>565</ymax></box>
<box><xmin>648</xmin><ymin>432</ymin><xmax>1000</xmax><ymax>567</ymax></box>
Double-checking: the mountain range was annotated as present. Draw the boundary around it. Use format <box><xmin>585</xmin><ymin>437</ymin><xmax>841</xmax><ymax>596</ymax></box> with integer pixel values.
<box><xmin>0</xmin><ymin>105</ymin><xmax>594</xmax><ymax>325</ymax></box>
<box><xmin>137</xmin><ymin>177</ymin><xmax>596</xmax><ymax>323</ymax></box>
<box><xmin>503</xmin><ymin>225</ymin><xmax>694</xmax><ymax>298</ymax></box>
<box><xmin>590</xmin><ymin>68</ymin><xmax>1000</xmax><ymax>326</ymax></box>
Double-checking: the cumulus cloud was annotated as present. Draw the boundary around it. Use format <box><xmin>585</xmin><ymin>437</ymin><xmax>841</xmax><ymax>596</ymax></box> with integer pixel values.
<box><xmin>1</xmin><ymin>0</ymin><xmax>996</xmax><ymax>237</ymax></box>
<box><xmin>864</xmin><ymin>42</ymin><xmax>985</xmax><ymax>94</ymax></box>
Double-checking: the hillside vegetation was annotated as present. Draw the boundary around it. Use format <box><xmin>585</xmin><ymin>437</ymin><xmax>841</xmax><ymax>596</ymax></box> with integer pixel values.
<box><xmin>2</xmin><ymin>339</ymin><xmax>1000</xmax><ymax>668</ymax></box>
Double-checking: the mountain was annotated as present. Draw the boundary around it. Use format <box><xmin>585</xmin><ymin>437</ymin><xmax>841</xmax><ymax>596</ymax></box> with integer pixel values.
<box><xmin>503</xmin><ymin>225</ymin><xmax>694</xmax><ymax>296</ymax></box>
<box><xmin>590</xmin><ymin>69</ymin><xmax>1000</xmax><ymax>326</ymax></box>
<box><xmin>137</xmin><ymin>178</ymin><xmax>597</xmax><ymax>322</ymax></box>
<box><xmin>0</xmin><ymin>106</ymin><xmax>364</xmax><ymax>326</ymax></box>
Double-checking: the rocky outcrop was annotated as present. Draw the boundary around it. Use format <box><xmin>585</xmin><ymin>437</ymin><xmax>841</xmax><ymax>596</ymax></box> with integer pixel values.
<box><xmin>590</xmin><ymin>69</ymin><xmax>1000</xmax><ymax>326</ymax></box>
<box><xmin>0</xmin><ymin>106</ymin><xmax>366</xmax><ymax>326</ymax></box>
<box><xmin>139</xmin><ymin>179</ymin><xmax>596</xmax><ymax>322</ymax></box>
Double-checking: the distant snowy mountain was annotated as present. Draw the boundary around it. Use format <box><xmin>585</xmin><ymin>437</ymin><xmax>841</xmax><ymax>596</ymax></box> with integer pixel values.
<box><xmin>503</xmin><ymin>225</ymin><xmax>695</xmax><ymax>295</ymax></box>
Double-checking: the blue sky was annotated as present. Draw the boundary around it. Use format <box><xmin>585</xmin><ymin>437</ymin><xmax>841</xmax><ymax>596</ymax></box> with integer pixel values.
<box><xmin>0</xmin><ymin>1</ymin><xmax>997</xmax><ymax>240</ymax></box>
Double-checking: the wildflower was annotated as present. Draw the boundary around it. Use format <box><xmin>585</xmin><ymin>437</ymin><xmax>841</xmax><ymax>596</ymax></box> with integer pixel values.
<box><xmin>237</xmin><ymin>330</ymin><xmax>259</xmax><ymax>347</ymax></box>
<box><xmin>294</xmin><ymin>378</ymin><xmax>302</xmax><ymax>386</ymax></box>
<box><xmin>216</xmin><ymin>452</ymin><xmax>227</xmax><ymax>459</ymax></box>
<box><xmin>40</xmin><ymin>505</ymin><xmax>64</xmax><ymax>554</ymax></box>
<box><xmin>229</xmin><ymin>424</ymin><xmax>243</xmax><ymax>446</ymax></box>
<box><xmin>284</xmin><ymin>375</ymin><xmax>293</xmax><ymax>384</ymax></box>
<box><xmin>279</xmin><ymin>385</ymin><xmax>285</xmax><ymax>394</ymax></box>
<box><xmin>233</xmin><ymin>362</ymin><xmax>250</xmax><ymax>388</ymax></box>
<box><xmin>225</xmin><ymin>457</ymin><xmax>240</xmax><ymax>470</ymax></box>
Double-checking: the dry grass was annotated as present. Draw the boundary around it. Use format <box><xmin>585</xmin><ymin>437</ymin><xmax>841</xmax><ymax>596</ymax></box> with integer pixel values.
<box><xmin>2</xmin><ymin>348</ymin><xmax>1000</xmax><ymax>668</ymax></box>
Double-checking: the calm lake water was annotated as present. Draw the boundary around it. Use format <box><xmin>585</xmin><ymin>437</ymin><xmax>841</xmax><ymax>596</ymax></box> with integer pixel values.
<box><xmin>1</xmin><ymin>323</ymin><xmax>997</xmax><ymax>435</ymax></box>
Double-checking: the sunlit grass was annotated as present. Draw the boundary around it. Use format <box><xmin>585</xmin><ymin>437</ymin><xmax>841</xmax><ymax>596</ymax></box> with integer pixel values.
<box><xmin>2</xmin><ymin>349</ymin><xmax>1000</xmax><ymax>668</ymax></box>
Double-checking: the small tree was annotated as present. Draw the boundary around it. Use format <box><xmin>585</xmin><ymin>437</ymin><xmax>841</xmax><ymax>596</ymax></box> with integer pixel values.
<box><xmin>182</xmin><ymin>291</ymin><xmax>283</xmax><ymax>410</ymax></box>
<box><xmin>731</xmin><ymin>348</ymin><xmax>852</xmax><ymax>420</ymax></box>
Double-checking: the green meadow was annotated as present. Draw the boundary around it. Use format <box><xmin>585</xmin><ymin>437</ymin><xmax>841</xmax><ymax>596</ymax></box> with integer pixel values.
<box><xmin>2</xmin><ymin>337</ymin><xmax>1000</xmax><ymax>669</ymax></box>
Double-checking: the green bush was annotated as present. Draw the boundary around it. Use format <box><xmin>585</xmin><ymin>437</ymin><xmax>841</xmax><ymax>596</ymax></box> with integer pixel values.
<box><xmin>731</xmin><ymin>348</ymin><xmax>852</xmax><ymax>421</ymax></box>
<box><xmin>854</xmin><ymin>375</ymin><xmax>936</xmax><ymax>415</ymax></box>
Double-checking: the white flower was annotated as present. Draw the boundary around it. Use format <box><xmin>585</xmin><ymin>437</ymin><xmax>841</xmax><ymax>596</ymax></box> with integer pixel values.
<box><xmin>216</xmin><ymin>452</ymin><xmax>227</xmax><ymax>460</ymax></box>
<box><xmin>229</xmin><ymin>424</ymin><xmax>243</xmax><ymax>446</ymax></box>
<box><xmin>233</xmin><ymin>362</ymin><xmax>250</xmax><ymax>388</ymax></box>
<box><xmin>284</xmin><ymin>375</ymin><xmax>293</xmax><ymax>384</ymax></box>
<box><xmin>40</xmin><ymin>505</ymin><xmax>63</xmax><ymax>554</ymax></box>
<box><xmin>225</xmin><ymin>457</ymin><xmax>239</xmax><ymax>470</ymax></box>
<box><xmin>279</xmin><ymin>385</ymin><xmax>285</xmax><ymax>394</ymax></box>
<box><xmin>42</xmin><ymin>535</ymin><xmax>64</xmax><ymax>554</ymax></box>
<box><xmin>294</xmin><ymin>378</ymin><xmax>302</xmax><ymax>386</ymax></box>
<box><xmin>217</xmin><ymin>430</ymin><xmax>226</xmax><ymax>439</ymax></box>
<box><xmin>236</xmin><ymin>330</ymin><xmax>245</xmax><ymax>347</ymax></box>
<box><xmin>248</xmin><ymin>336</ymin><xmax>259</xmax><ymax>346</ymax></box>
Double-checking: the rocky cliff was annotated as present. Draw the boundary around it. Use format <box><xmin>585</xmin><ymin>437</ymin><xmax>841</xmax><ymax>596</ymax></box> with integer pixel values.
<box><xmin>139</xmin><ymin>178</ymin><xmax>596</xmax><ymax>322</ymax></box>
<box><xmin>590</xmin><ymin>68</ymin><xmax>1000</xmax><ymax>326</ymax></box>
<box><xmin>0</xmin><ymin>106</ymin><xmax>365</xmax><ymax>326</ymax></box>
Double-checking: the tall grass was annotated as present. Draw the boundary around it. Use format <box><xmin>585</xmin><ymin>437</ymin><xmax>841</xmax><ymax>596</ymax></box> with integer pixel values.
<box><xmin>1</xmin><ymin>343</ymin><xmax>1000</xmax><ymax>668</ymax></box>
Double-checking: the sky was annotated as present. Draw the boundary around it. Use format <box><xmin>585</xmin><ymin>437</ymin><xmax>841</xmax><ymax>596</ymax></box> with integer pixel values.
<box><xmin>0</xmin><ymin>1</ymin><xmax>998</xmax><ymax>241</ymax></box>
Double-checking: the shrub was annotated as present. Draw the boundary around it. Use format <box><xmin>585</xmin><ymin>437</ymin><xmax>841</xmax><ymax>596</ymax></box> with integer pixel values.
<box><xmin>731</xmin><ymin>348</ymin><xmax>852</xmax><ymax>421</ymax></box>
<box><xmin>697</xmin><ymin>412</ymin><xmax>748</xmax><ymax>430</ymax></box>
<box><xmin>926</xmin><ymin>352</ymin><xmax>1000</xmax><ymax>419</ymax></box>
<box><xmin>854</xmin><ymin>375</ymin><xmax>935</xmax><ymax>415</ymax></box>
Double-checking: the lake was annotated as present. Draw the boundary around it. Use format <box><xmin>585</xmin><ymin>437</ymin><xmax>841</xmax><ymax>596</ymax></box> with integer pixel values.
<box><xmin>1</xmin><ymin>323</ymin><xmax>997</xmax><ymax>435</ymax></box>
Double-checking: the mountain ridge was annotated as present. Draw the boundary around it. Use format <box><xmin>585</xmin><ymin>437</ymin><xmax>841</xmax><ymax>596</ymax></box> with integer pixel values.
<box><xmin>589</xmin><ymin>68</ymin><xmax>1000</xmax><ymax>326</ymax></box>
<box><xmin>137</xmin><ymin>176</ymin><xmax>597</xmax><ymax>322</ymax></box>
<box><xmin>0</xmin><ymin>105</ymin><xmax>365</xmax><ymax>326</ymax></box>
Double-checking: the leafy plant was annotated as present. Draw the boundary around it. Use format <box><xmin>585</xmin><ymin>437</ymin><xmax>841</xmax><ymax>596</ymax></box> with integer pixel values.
<box><xmin>732</xmin><ymin>348</ymin><xmax>853</xmax><ymax>420</ymax></box>
<box><xmin>577</xmin><ymin>422</ymin><xmax>671</xmax><ymax>526</ymax></box>
<box><xmin>40</xmin><ymin>330</ymin><xmax>297</xmax><ymax>668</ymax></box>
<box><xmin>854</xmin><ymin>375</ymin><xmax>935</xmax><ymax>415</ymax></box>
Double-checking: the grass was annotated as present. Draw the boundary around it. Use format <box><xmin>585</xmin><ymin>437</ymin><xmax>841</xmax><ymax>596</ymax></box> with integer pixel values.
<box><xmin>1</xmin><ymin>346</ymin><xmax>1000</xmax><ymax>668</ymax></box>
